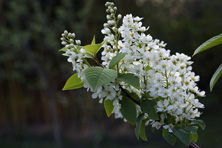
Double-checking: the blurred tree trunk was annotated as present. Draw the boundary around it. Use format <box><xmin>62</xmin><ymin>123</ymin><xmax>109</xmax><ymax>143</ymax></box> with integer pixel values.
<box><xmin>25</xmin><ymin>40</ymin><xmax>63</xmax><ymax>148</ymax></box>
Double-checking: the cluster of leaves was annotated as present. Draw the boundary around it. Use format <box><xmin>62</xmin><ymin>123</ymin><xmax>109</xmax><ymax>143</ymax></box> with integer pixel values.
<box><xmin>61</xmin><ymin>36</ymin><xmax>206</xmax><ymax>146</ymax></box>
<box><xmin>193</xmin><ymin>33</ymin><xmax>222</xmax><ymax>91</ymax></box>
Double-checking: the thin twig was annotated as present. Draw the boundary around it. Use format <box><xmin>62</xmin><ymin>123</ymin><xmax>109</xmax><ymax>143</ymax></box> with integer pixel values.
<box><xmin>119</xmin><ymin>85</ymin><xmax>140</xmax><ymax>105</ymax></box>
<box><xmin>93</xmin><ymin>55</ymin><xmax>104</xmax><ymax>68</ymax></box>
<box><xmin>189</xmin><ymin>142</ymin><xmax>200</xmax><ymax>148</ymax></box>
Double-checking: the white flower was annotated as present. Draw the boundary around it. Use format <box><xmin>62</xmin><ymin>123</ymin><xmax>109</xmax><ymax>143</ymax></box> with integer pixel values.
<box><xmin>103</xmin><ymin>85</ymin><xmax>116</xmax><ymax>100</ymax></box>
<box><xmin>139</xmin><ymin>26</ymin><xmax>148</xmax><ymax>32</ymax></box>
<box><xmin>152</xmin><ymin>121</ymin><xmax>162</xmax><ymax>129</ymax></box>
<box><xmin>61</xmin><ymin>3</ymin><xmax>205</xmax><ymax>130</ymax></box>
<box><xmin>123</xmin><ymin>14</ymin><xmax>134</xmax><ymax>26</ymax></box>
<box><xmin>134</xmin><ymin>16</ymin><xmax>143</xmax><ymax>22</ymax></box>
<box><xmin>157</xmin><ymin>100</ymin><xmax>170</xmax><ymax>112</ymax></box>
<box><xmin>163</xmin><ymin>124</ymin><xmax>174</xmax><ymax>133</ymax></box>
<box><xmin>187</xmin><ymin>108</ymin><xmax>201</xmax><ymax>119</ymax></box>
<box><xmin>196</xmin><ymin>90</ymin><xmax>206</xmax><ymax>97</ymax></box>
<box><xmin>190</xmin><ymin>99</ymin><xmax>204</xmax><ymax>108</ymax></box>
<box><xmin>92</xmin><ymin>87</ymin><xmax>106</xmax><ymax>99</ymax></box>
<box><xmin>129</xmin><ymin>64</ymin><xmax>145</xmax><ymax>76</ymax></box>
<box><xmin>78</xmin><ymin>48</ymin><xmax>86</xmax><ymax>58</ymax></box>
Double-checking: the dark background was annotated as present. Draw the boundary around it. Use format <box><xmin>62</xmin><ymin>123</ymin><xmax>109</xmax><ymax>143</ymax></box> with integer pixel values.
<box><xmin>0</xmin><ymin>0</ymin><xmax>222</xmax><ymax>147</ymax></box>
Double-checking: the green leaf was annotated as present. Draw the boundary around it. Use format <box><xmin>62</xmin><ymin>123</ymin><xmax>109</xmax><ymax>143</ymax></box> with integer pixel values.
<box><xmin>84</xmin><ymin>66</ymin><xmax>117</xmax><ymax>90</ymax></box>
<box><xmin>120</xmin><ymin>94</ymin><xmax>137</xmax><ymax>125</ymax></box>
<box><xmin>84</xmin><ymin>54</ymin><xmax>93</xmax><ymax>59</ymax></box>
<box><xmin>117</xmin><ymin>73</ymin><xmax>140</xmax><ymax>88</ymax></box>
<box><xmin>62</xmin><ymin>73</ymin><xmax>84</xmax><ymax>90</ymax></box>
<box><xmin>162</xmin><ymin>129</ymin><xmax>177</xmax><ymax>145</ymax></box>
<box><xmin>193</xmin><ymin>33</ymin><xmax>222</xmax><ymax>56</ymax></box>
<box><xmin>134</xmin><ymin>113</ymin><xmax>144</xmax><ymax>140</ymax></box>
<box><xmin>140</xmin><ymin>99</ymin><xmax>159</xmax><ymax>120</ymax></box>
<box><xmin>144</xmin><ymin>92</ymin><xmax>152</xmax><ymax>99</ymax></box>
<box><xmin>191</xmin><ymin>119</ymin><xmax>206</xmax><ymax>130</ymax></box>
<box><xmin>84</xmin><ymin>44</ymin><xmax>101</xmax><ymax>54</ymax></box>
<box><xmin>91</xmin><ymin>35</ymin><xmax>96</xmax><ymax>44</ymax></box>
<box><xmin>109</xmin><ymin>52</ymin><xmax>126</xmax><ymax>69</ymax></box>
<box><xmin>140</xmin><ymin>120</ymin><xmax>148</xmax><ymax>141</ymax></box>
<box><xmin>182</xmin><ymin>126</ymin><xmax>198</xmax><ymax>143</ymax></box>
<box><xmin>210</xmin><ymin>63</ymin><xmax>222</xmax><ymax>91</ymax></box>
<box><xmin>172</xmin><ymin>128</ymin><xmax>190</xmax><ymax>146</ymax></box>
<box><xmin>104</xmin><ymin>99</ymin><xmax>114</xmax><ymax>117</ymax></box>
<box><xmin>151</xmin><ymin>127</ymin><xmax>156</xmax><ymax>133</ymax></box>
<box><xmin>84</xmin><ymin>40</ymin><xmax>107</xmax><ymax>55</ymax></box>
<box><xmin>59</xmin><ymin>47</ymin><xmax>67</xmax><ymax>52</ymax></box>
<box><xmin>190</xmin><ymin>132</ymin><xmax>198</xmax><ymax>142</ymax></box>
<box><xmin>144</xmin><ymin>65</ymin><xmax>152</xmax><ymax>71</ymax></box>
<box><xmin>183</xmin><ymin>126</ymin><xmax>198</xmax><ymax>134</ymax></box>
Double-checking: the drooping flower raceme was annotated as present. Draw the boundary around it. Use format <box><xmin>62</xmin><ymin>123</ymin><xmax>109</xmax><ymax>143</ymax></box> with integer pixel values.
<box><xmin>60</xmin><ymin>2</ymin><xmax>205</xmax><ymax>146</ymax></box>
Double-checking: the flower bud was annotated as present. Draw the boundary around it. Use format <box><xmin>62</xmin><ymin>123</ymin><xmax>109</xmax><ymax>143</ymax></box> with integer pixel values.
<box><xmin>75</xmin><ymin>40</ymin><xmax>81</xmax><ymax>45</ymax></box>
<box><xmin>69</xmin><ymin>44</ymin><xmax>74</xmax><ymax>48</ymax></box>
<box><xmin>65</xmin><ymin>45</ymin><xmax>70</xmax><ymax>49</ymax></box>
<box><xmin>105</xmin><ymin>2</ymin><xmax>110</xmax><ymax>7</ymax></box>
<box><xmin>110</xmin><ymin>9</ymin><xmax>114</xmax><ymax>13</ymax></box>
<box><xmin>112</xmin><ymin>27</ymin><xmax>117</xmax><ymax>32</ymax></box>
<box><xmin>72</xmin><ymin>33</ymin><xmax>76</xmax><ymax>38</ymax></box>
<box><xmin>61</xmin><ymin>41</ymin><xmax>67</xmax><ymax>45</ymax></box>
<box><xmin>110</xmin><ymin>2</ymin><xmax>114</xmax><ymax>6</ymax></box>
<box><xmin>80</xmin><ymin>48</ymin><xmax>86</xmax><ymax>54</ymax></box>
<box><xmin>111</xmin><ymin>13</ymin><xmax>115</xmax><ymax>18</ymax></box>
<box><xmin>106</xmin><ymin>15</ymin><xmax>111</xmax><ymax>20</ymax></box>
<box><xmin>103</xmin><ymin>23</ymin><xmax>109</xmax><ymax>28</ymax></box>
<box><xmin>117</xmin><ymin>14</ymin><xmax>122</xmax><ymax>20</ymax></box>
<box><xmin>69</xmin><ymin>39</ymin><xmax>74</xmax><ymax>43</ymax></box>
<box><xmin>101</xmin><ymin>28</ymin><xmax>111</xmax><ymax>34</ymax></box>
<box><xmin>64</xmin><ymin>30</ymin><xmax>68</xmax><ymax>35</ymax></box>
<box><xmin>108</xmin><ymin>20</ymin><xmax>115</xmax><ymax>25</ymax></box>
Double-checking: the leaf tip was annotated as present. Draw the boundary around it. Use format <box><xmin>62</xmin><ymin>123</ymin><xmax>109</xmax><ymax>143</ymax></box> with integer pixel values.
<box><xmin>62</xmin><ymin>86</ymin><xmax>68</xmax><ymax>91</ymax></box>
<box><xmin>192</xmin><ymin>49</ymin><xmax>199</xmax><ymax>57</ymax></box>
<box><xmin>210</xmin><ymin>85</ymin><xmax>213</xmax><ymax>92</ymax></box>
<box><xmin>91</xmin><ymin>35</ymin><xmax>96</xmax><ymax>45</ymax></box>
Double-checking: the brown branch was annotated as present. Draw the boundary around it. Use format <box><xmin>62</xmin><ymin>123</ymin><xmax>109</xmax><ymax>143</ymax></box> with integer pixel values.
<box><xmin>92</xmin><ymin>55</ymin><xmax>104</xmax><ymax>68</ymax></box>
<box><xmin>119</xmin><ymin>85</ymin><xmax>140</xmax><ymax>105</ymax></box>
<box><xmin>189</xmin><ymin>142</ymin><xmax>200</xmax><ymax>148</ymax></box>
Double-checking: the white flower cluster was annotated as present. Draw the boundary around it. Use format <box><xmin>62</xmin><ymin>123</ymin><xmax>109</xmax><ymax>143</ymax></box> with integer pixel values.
<box><xmin>61</xmin><ymin>30</ymin><xmax>89</xmax><ymax>78</ymax></box>
<box><xmin>61</xmin><ymin>29</ymin><xmax>123</xmax><ymax>119</ymax></box>
<box><xmin>61</xmin><ymin>2</ymin><xmax>205</xmax><ymax>133</ymax></box>
<box><xmin>100</xmin><ymin>2</ymin><xmax>205</xmax><ymax>132</ymax></box>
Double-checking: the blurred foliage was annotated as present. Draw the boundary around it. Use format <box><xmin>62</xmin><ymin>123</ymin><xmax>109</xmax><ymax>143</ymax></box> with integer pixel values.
<box><xmin>0</xmin><ymin>0</ymin><xmax>222</xmax><ymax>147</ymax></box>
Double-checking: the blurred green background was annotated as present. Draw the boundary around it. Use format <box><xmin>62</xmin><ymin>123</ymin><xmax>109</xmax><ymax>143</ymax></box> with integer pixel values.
<box><xmin>0</xmin><ymin>0</ymin><xmax>222</xmax><ymax>147</ymax></box>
